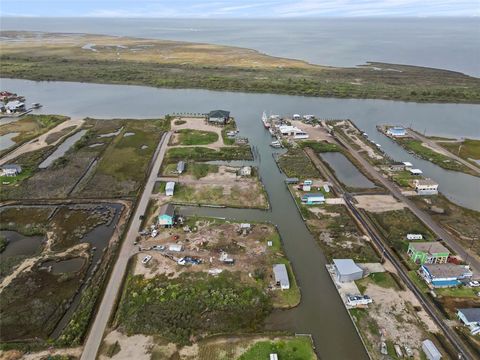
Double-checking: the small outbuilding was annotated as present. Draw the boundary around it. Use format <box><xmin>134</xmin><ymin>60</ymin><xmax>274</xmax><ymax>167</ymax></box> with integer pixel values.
<box><xmin>412</xmin><ymin>178</ymin><xmax>439</xmax><ymax>195</ymax></box>
<box><xmin>285</xmin><ymin>177</ymin><xmax>299</xmax><ymax>184</ymax></box>
<box><xmin>422</xmin><ymin>339</ymin><xmax>442</xmax><ymax>360</ymax></box>
<box><xmin>407</xmin><ymin>233</ymin><xmax>423</xmax><ymax>240</ymax></box>
<box><xmin>157</xmin><ymin>203</ymin><xmax>174</xmax><ymax>227</ymax></box>
<box><xmin>177</xmin><ymin>161</ymin><xmax>185</xmax><ymax>174</ymax></box>
<box><xmin>239</xmin><ymin>166</ymin><xmax>252</xmax><ymax>177</ymax></box>
<box><xmin>273</xmin><ymin>263</ymin><xmax>290</xmax><ymax>290</ymax></box>
<box><xmin>165</xmin><ymin>181</ymin><xmax>175</xmax><ymax>196</ymax></box>
<box><xmin>409</xmin><ymin>168</ymin><xmax>423</xmax><ymax>176</ymax></box>
<box><xmin>333</xmin><ymin>259</ymin><xmax>364</xmax><ymax>283</ymax></box>
<box><xmin>1</xmin><ymin>164</ymin><xmax>22</xmax><ymax>177</ymax></box>
<box><xmin>207</xmin><ymin>110</ymin><xmax>230</xmax><ymax>125</ymax></box>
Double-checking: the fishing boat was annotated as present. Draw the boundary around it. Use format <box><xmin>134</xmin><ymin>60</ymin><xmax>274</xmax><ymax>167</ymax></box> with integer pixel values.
<box><xmin>270</xmin><ymin>140</ymin><xmax>282</xmax><ymax>148</ymax></box>
<box><xmin>262</xmin><ymin>111</ymin><xmax>271</xmax><ymax>128</ymax></box>
<box><xmin>268</xmin><ymin>127</ymin><xmax>275</xmax><ymax>136</ymax></box>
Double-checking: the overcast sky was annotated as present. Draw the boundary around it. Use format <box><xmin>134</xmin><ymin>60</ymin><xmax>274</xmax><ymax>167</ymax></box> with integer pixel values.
<box><xmin>1</xmin><ymin>0</ymin><xmax>479</xmax><ymax>18</ymax></box>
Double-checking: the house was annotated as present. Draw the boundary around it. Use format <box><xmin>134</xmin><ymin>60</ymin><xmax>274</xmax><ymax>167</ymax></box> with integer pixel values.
<box><xmin>1</xmin><ymin>164</ymin><xmax>22</xmax><ymax>177</ymax></box>
<box><xmin>407</xmin><ymin>234</ymin><xmax>423</xmax><ymax>240</ymax></box>
<box><xmin>389</xmin><ymin>162</ymin><xmax>406</xmax><ymax>171</ymax></box>
<box><xmin>409</xmin><ymin>168</ymin><xmax>423</xmax><ymax>176</ymax></box>
<box><xmin>278</xmin><ymin>125</ymin><xmax>309</xmax><ymax>139</ymax></box>
<box><xmin>165</xmin><ymin>181</ymin><xmax>175</xmax><ymax>196</ymax></box>
<box><xmin>207</xmin><ymin>110</ymin><xmax>230</xmax><ymax>125</ymax></box>
<box><xmin>457</xmin><ymin>308</ymin><xmax>480</xmax><ymax>335</ymax></box>
<box><xmin>420</xmin><ymin>263</ymin><xmax>472</xmax><ymax>288</ymax></box>
<box><xmin>269</xmin><ymin>354</ymin><xmax>279</xmax><ymax>360</ymax></box>
<box><xmin>176</xmin><ymin>161</ymin><xmax>185</xmax><ymax>174</ymax></box>
<box><xmin>301</xmin><ymin>193</ymin><xmax>325</xmax><ymax>205</ymax></box>
<box><xmin>422</xmin><ymin>340</ymin><xmax>441</xmax><ymax>360</ymax></box>
<box><xmin>0</xmin><ymin>103</ymin><xmax>5</xmax><ymax>112</ymax></box>
<box><xmin>285</xmin><ymin>177</ymin><xmax>299</xmax><ymax>184</ymax></box>
<box><xmin>412</xmin><ymin>178</ymin><xmax>439</xmax><ymax>195</ymax></box>
<box><xmin>346</xmin><ymin>294</ymin><xmax>373</xmax><ymax>307</ymax></box>
<box><xmin>168</xmin><ymin>244</ymin><xmax>183</xmax><ymax>252</ymax></box>
<box><xmin>5</xmin><ymin>100</ymin><xmax>25</xmax><ymax>113</ymax></box>
<box><xmin>386</xmin><ymin>126</ymin><xmax>407</xmax><ymax>137</ymax></box>
<box><xmin>407</xmin><ymin>242</ymin><xmax>450</xmax><ymax>264</ymax></box>
<box><xmin>239</xmin><ymin>166</ymin><xmax>252</xmax><ymax>177</ymax></box>
<box><xmin>302</xmin><ymin>179</ymin><xmax>312</xmax><ymax>192</ymax></box>
<box><xmin>157</xmin><ymin>203</ymin><xmax>174</xmax><ymax>227</ymax></box>
<box><xmin>333</xmin><ymin>259</ymin><xmax>364</xmax><ymax>282</ymax></box>
<box><xmin>273</xmin><ymin>263</ymin><xmax>290</xmax><ymax>290</ymax></box>
<box><xmin>403</xmin><ymin>161</ymin><xmax>413</xmax><ymax>170</ymax></box>
<box><xmin>292</xmin><ymin>114</ymin><xmax>301</xmax><ymax>120</ymax></box>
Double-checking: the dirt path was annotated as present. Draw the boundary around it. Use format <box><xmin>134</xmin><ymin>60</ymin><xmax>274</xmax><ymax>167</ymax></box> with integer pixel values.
<box><xmin>170</xmin><ymin>117</ymin><xmax>229</xmax><ymax>149</ymax></box>
<box><xmin>354</xmin><ymin>194</ymin><xmax>406</xmax><ymax>213</ymax></box>
<box><xmin>0</xmin><ymin>118</ymin><xmax>84</xmax><ymax>165</ymax></box>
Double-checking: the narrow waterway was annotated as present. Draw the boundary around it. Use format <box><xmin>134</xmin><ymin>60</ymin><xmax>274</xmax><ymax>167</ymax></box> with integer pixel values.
<box><xmin>39</xmin><ymin>129</ymin><xmax>87</xmax><ymax>168</ymax></box>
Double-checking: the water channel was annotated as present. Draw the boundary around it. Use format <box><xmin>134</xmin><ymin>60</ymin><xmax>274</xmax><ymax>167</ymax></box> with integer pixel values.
<box><xmin>1</xmin><ymin>78</ymin><xmax>480</xmax><ymax>358</ymax></box>
<box><xmin>39</xmin><ymin>129</ymin><xmax>87</xmax><ymax>168</ymax></box>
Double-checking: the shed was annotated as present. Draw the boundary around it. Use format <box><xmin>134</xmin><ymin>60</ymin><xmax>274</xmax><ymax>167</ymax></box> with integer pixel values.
<box><xmin>157</xmin><ymin>203</ymin><xmax>174</xmax><ymax>227</ymax></box>
<box><xmin>1</xmin><ymin>164</ymin><xmax>22</xmax><ymax>177</ymax></box>
<box><xmin>421</xmin><ymin>339</ymin><xmax>441</xmax><ymax>360</ymax></box>
<box><xmin>333</xmin><ymin>259</ymin><xmax>364</xmax><ymax>282</ymax></box>
<box><xmin>285</xmin><ymin>177</ymin><xmax>299</xmax><ymax>184</ymax></box>
<box><xmin>409</xmin><ymin>168</ymin><xmax>423</xmax><ymax>176</ymax></box>
<box><xmin>270</xmin><ymin>354</ymin><xmax>279</xmax><ymax>360</ymax></box>
<box><xmin>207</xmin><ymin>110</ymin><xmax>230</xmax><ymax>125</ymax></box>
<box><xmin>165</xmin><ymin>181</ymin><xmax>175</xmax><ymax>196</ymax></box>
<box><xmin>177</xmin><ymin>161</ymin><xmax>185</xmax><ymax>174</ymax></box>
<box><xmin>402</xmin><ymin>161</ymin><xmax>413</xmax><ymax>168</ymax></box>
<box><xmin>239</xmin><ymin>166</ymin><xmax>252</xmax><ymax>177</ymax></box>
<box><xmin>168</xmin><ymin>244</ymin><xmax>183</xmax><ymax>252</ymax></box>
<box><xmin>407</xmin><ymin>234</ymin><xmax>423</xmax><ymax>240</ymax></box>
<box><xmin>273</xmin><ymin>263</ymin><xmax>290</xmax><ymax>290</ymax></box>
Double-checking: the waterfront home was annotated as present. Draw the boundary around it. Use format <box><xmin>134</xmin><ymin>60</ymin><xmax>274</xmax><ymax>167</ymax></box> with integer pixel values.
<box><xmin>386</xmin><ymin>126</ymin><xmax>407</xmax><ymax>137</ymax></box>
<box><xmin>1</xmin><ymin>164</ymin><xmax>22</xmax><ymax>177</ymax></box>
<box><xmin>176</xmin><ymin>161</ymin><xmax>185</xmax><ymax>174</ymax></box>
<box><xmin>5</xmin><ymin>100</ymin><xmax>25</xmax><ymax>113</ymax></box>
<box><xmin>273</xmin><ymin>263</ymin><xmax>290</xmax><ymax>290</ymax></box>
<box><xmin>165</xmin><ymin>181</ymin><xmax>175</xmax><ymax>196</ymax></box>
<box><xmin>278</xmin><ymin>125</ymin><xmax>309</xmax><ymax>139</ymax></box>
<box><xmin>157</xmin><ymin>203</ymin><xmax>174</xmax><ymax>227</ymax></box>
<box><xmin>239</xmin><ymin>166</ymin><xmax>252</xmax><ymax>177</ymax></box>
<box><xmin>346</xmin><ymin>294</ymin><xmax>373</xmax><ymax>307</ymax></box>
<box><xmin>285</xmin><ymin>177</ymin><xmax>299</xmax><ymax>184</ymax></box>
<box><xmin>409</xmin><ymin>168</ymin><xmax>423</xmax><ymax>176</ymax></box>
<box><xmin>207</xmin><ymin>110</ymin><xmax>230</xmax><ymax>125</ymax></box>
<box><xmin>333</xmin><ymin>259</ymin><xmax>364</xmax><ymax>283</ymax></box>
<box><xmin>407</xmin><ymin>233</ymin><xmax>423</xmax><ymax>240</ymax></box>
<box><xmin>422</xmin><ymin>340</ymin><xmax>441</xmax><ymax>360</ymax></box>
<box><xmin>403</xmin><ymin>161</ymin><xmax>413</xmax><ymax>170</ymax></box>
<box><xmin>420</xmin><ymin>263</ymin><xmax>472</xmax><ymax>288</ymax></box>
<box><xmin>412</xmin><ymin>178</ymin><xmax>439</xmax><ymax>195</ymax></box>
<box><xmin>301</xmin><ymin>193</ymin><xmax>325</xmax><ymax>205</ymax></box>
<box><xmin>0</xmin><ymin>103</ymin><xmax>5</xmax><ymax>112</ymax></box>
<box><xmin>457</xmin><ymin>308</ymin><xmax>480</xmax><ymax>335</ymax></box>
<box><xmin>302</xmin><ymin>179</ymin><xmax>312</xmax><ymax>192</ymax></box>
<box><xmin>407</xmin><ymin>242</ymin><xmax>449</xmax><ymax>264</ymax></box>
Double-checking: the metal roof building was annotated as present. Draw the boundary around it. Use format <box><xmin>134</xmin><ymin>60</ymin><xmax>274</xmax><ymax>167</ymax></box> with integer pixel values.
<box><xmin>165</xmin><ymin>181</ymin><xmax>175</xmax><ymax>196</ymax></box>
<box><xmin>421</xmin><ymin>340</ymin><xmax>441</xmax><ymax>360</ymax></box>
<box><xmin>273</xmin><ymin>263</ymin><xmax>290</xmax><ymax>290</ymax></box>
<box><xmin>333</xmin><ymin>259</ymin><xmax>364</xmax><ymax>282</ymax></box>
<box><xmin>207</xmin><ymin>110</ymin><xmax>230</xmax><ymax>124</ymax></box>
<box><xmin>177</xmin><ymin>161</ymin><xmax>185</xmax><ymax>174</ymax></box>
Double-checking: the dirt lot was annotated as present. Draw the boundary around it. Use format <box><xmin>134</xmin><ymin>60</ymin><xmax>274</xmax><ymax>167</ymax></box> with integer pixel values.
<box><xmin>290</xmin><ymin>120</ymin><xmax>334</xmax><ymax>142</ymax></box>
<box><xmin>333</xmin><ymin>120</ymin><xmax>384</xmax><ymax>161</ymax></box>
<box><xmin>354</xmin><ymin>194</ymin><xmax>406</xmax><ymax>213</ymax></box>
<box><xmin>170</xmin><ymin>117</ymin><xmax>228</xmax><ymax>149</ymax></box>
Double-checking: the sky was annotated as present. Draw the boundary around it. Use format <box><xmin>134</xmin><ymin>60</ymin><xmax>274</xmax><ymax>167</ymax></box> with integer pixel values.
<box><xmin>1</xmin><ymin>0</ymin><xmax>478</xmax><ymax>18</ymax></box>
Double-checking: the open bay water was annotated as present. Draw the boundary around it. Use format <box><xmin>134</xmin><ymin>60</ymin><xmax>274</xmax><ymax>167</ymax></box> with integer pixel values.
<box><xmin>1</xmin><ymin>17</ymin><xmax>479</xmax><ymax>76</ymax></box>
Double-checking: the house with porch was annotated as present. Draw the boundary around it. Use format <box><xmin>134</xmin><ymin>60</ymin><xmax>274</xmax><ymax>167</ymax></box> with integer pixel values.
<box><xmin>407</xmin><ymin>242</ymin><xmax>449</xmax><ymax>264</ymax></box>
<box><xmin>420</xmin><ymin>263</ymin><xmax>472</xmax><ymax>288</ymax></box>
<box><xmin>207</xmin><ymin>110</ymin><xmax>230</xmax><ymax>125</ymax></box>
<box><xmin>457</xmin><ymin>308</ymin><xmax>480</xmax><ymax>335</ymax></box>
<box><xmin>157</xmin><ymin>203</ymin><xmax>174</xmax><ymax>227</ymax></box>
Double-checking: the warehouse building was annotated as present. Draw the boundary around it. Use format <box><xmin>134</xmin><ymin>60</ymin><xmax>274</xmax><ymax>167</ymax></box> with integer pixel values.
<box><xmin>273</xmin><ymin>263</ymin><xmax>290</xmax><ymax>290</ymax></box>
<box><xmin>333</xmin><ymin>259</ymin><xmax>364</xmax><ymax>283</ymax></box>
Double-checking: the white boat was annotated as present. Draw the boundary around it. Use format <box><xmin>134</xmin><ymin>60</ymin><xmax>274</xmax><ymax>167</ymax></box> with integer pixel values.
<box><xmin>262</xmin><ymin>111</ymin><xmax>271</xmax><ymax>128</ymax></box>
<box><xmin>270</xmin><ymin>140</ymin><xmax>282</xmax><ymax>148</ymax></box>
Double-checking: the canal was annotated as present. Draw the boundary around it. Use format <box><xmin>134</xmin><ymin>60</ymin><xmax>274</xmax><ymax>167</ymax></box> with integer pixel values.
<box><xmin>2</xmin><ymin>78</ymin><xmax>480</xmax><ymax>358</ymax></box>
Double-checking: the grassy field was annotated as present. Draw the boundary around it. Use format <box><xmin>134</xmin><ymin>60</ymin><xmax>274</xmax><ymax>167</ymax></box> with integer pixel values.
<box><xmin>277</xmin><ymin>148</ymin><xmax>321</xmax><ymax>179</ymax></box>
<box><xmin>166</xmin><ymin>145</ymin><xmax>252</xmax><ymax>162</ymax></box>
<box><xmin>116</xmin><ymin>272</ymin><xmax>271</xmax><ymax>345</ymax></box>
<box><xmin>0</xmin><ymin>114</ymin><xmax>68</xmax><ymax>155</ymax></box>
<box><xmin>2</xmin><ymin>31</ymin><xmax>480</xmax><ymax>104</ymax></box>
<box><xmin>299</xmin><ymin>140</ymin><xmax>340</xmax><ymax>153</ymax></box>
<box><xmin>356</xmin><ymin>272</ymin><xmax>399</xmax><ymax>294</ymax></box>
<box><xmin>238</xmin><ymin>337</ymin><xmax>316</xmax><ymax>360</ymax></box>
<box><xmin>439</xmin><ymin>139</ymin><xmax>480</xmax><ymax>166</ymax></box>
<box><xmin>397</xmin><ymin>139</ymin><xmax>474</xmax><ymax>175</ymax></box>
<box><xmin>175</xmin><ymin>129</ymin><xmax>218</xmax><ymax>145</ymax></box>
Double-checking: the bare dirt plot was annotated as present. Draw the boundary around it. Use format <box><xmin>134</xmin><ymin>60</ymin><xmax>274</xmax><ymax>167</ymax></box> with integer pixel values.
<box><xmin>100</xmin><ymin>330</ymin><xmax>153</xmax><ymax>360</ymax></box>
<box><xmin>290</xmin><ymin>120</ymin><xmax>334</xmax><ymax>142</ymax></box>
<box><xmin>170</xmin><ymin>117</ymin><xmax>228</xmax><ymax>149</ymax></box>
<box><xmin>354</xmin><ymin>194</ymin><xmax>406</xmax><ymax>213</ymax></box>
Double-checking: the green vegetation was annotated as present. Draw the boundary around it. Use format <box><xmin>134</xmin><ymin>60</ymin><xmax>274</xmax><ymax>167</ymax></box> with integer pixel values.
<box><xmin>176</xmin><ymin>129</ymin><xmax>218</xmax><ymax>145</ymax></box>
<box><xmin>277</xmin><ymin>148</ymin><xmax>321</xmax><ymax>179</ymax></box>
<box><xmin>0</xmin><ymin>206</ymin><xmax>52</xmax><ymax>235</ymax></box>
<box><xmin>173</xmin><ymin>119</ymin><xmax>186</xmax><ymax>125</ymax></box>
<box><xmin>117</xmin><ymin>272</ymin><xmax>271</xmax><ymax>345</ymax></box>
<box><xmin>2</xmin><ymin>32</ymin><xmax>480</xmax><ymax>103</ymax></box>
<box><xmin>397</xmin><ymin>139</ymin><xmax>474</xmax><ymax>175</ymax></box>
<box><xmin>0</xmin><ymin>114</ymin><xmax>68</xmax><ymax>155</ymax></box>
<box><xmin>391</xmin><ymin>170</ymin><xmax>416</xmax><ymax>188</ymax></box>
<box><xmin>0</xmin><ymin>235</ymin><xmax>7</xmax><ymax>253</ymax></box>
<box><xmin>436</xmin><ymin>286</ymin><xmax>478</xmax><ymax>298</ymax></box>
<box><xmin>190</xmin><ymin>163</ymin><xmax>219</xmax><ymax>179</ymax></box>
<box><xmin>367</xmin><ymin>209</ymin><xmax>435</xmax><ymax>252</ymax></box>
<box><xmin>238</xmin><ymin>337</ymin><xmax>316</xmax><ymax>360</ymax></box>
<box><xmin>439</xmin><ymin>139</ymin><xmax>480</xmax><ymax>165</ymax></box>
<box><xmin>356</xmin><ymin>272</ymin><xmax>399</xmax><ymax>294</ymax></box>
<box><xmin>166</xmin><ymin>145</ymin><xmax>252</xmax><ymax>162</ymax></box>
<box><xmin>221</xmin><ymin>120</ymin><xmax>238</xmax><ymax>145</ymax></box>
<box><xmin>300</xmin><ymin>140</ymin><xmax>339</xmax><ymax>153</ymax></box>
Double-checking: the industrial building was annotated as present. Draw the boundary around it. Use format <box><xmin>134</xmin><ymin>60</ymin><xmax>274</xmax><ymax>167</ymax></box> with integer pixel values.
<box><xmin>333</xmin><ymin>259</ymin><xmax>364</xmax><ymax>282</ymax></box>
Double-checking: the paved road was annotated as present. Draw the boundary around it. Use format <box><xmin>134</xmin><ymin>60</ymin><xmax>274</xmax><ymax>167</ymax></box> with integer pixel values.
<box><xmin>407</xmin><ymin>129</ymin><xmax>480</xmax><ymax>175</ymax></box>
<box><xmin>80</xmin><ymin>131</ymin><xmax>171</xmax><ymax>360</ymax></box>
<box><xmin>334</xmin><ymin>132</ymin><xmax>480</xmax><ymax>274</ymax></box>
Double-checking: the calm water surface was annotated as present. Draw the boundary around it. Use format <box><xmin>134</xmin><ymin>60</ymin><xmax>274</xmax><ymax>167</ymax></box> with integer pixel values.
<box><xmin>320</xmin><ymin>152</ymin><xmax>376</xmax><ymax>188</ymax></box>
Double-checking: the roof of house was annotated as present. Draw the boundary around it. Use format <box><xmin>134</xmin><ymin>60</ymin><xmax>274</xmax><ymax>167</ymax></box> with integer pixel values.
<box><xmin>159</xmin><ymin>203</ymin><xmax>174</xmax><ymax>217</ymax></box>
<box><xmin>273</xmin><ymin>264</ymin><xmax>289</xmax><ymax>287</ymax></box>
<box><xmin>422</xmin><ymin>263</ymin><xmax>472</xmax><ymax>278</ymax></box>
<box><xmin>422</xmin><ymin>340</ymin><xmax>441</xmax><ymax>358</ymax></box>
<box><xmin>166</xmin><ymin>181</ymin><xmax>175</xmax><ymax>190</ymax></box>
<box><xmin>1</xmin><ymin>164</ymin><xmax>22</xmax><ymax>171</ymax></box>
<box><xmin>333</xmin><ymin>259</ymin><xmax>363</xmax><ymax>276</ymax></box>
<box><xmin>302</xmin><ymin>193</ymin><xmax>325</xmax><ymax>199</ymax></box>
<box><xmin>177</xmin><ymin>161</ymin><xmax>185</xmax><ymax>171</ymax></box>
<box><xmin>409</xmin><ymin>241</ymin><xmax>449</xmax><ymax>254</ymax></box>
<box><xmin>208</xmin><ymin>110</ymin><xmax>230</xmax><ymax>118</ymax></box>
<box><xmin>409</xmin><ymin>168</ymin><xmax>423</xmax><ymax>174</ymax></box>
<box><xmin>391</xmin><ymin>162</ymin><xmax>405</xmax><ymax>166</ymax></box>
<box><xmin>458</xmin><ymin>308</ymin><xmax>480</xmax><ymax>323</ymax></box>
<box><xmin>403</xmin><ymin>161</ymin><xmax>413</xmax><ymax>167</ymax></box>
<box><xmin>414</xmin><ymin>178</ymin><xmax>439</xmax><ymax>186</ymax></box>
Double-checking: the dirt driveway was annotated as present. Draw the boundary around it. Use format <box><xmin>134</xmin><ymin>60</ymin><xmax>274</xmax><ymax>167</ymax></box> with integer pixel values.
<box><xmin>170</xmin><ymin>117</ymin><xmax>229</xmax><ymax>149</ymax></box>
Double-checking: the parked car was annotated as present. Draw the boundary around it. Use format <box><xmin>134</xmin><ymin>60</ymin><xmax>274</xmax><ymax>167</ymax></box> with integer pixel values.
<box><xmin>468</xmin><ymin>280</ymin><xmax>480</xmax><ymax>287</ymax></box>
<box><xmin>177</xmin><ymin>256</ymin><xmax>202</xmax><ymax>266</ymax></box>
<box><xmin>141</xmin><ymin>255</ymin><xmax>152</xmax><ymax>264</ymax></box>
<box><xmin>152</xmin><ymin>245</ymin><xmax>166</xmax><ymax>251</ymax></box>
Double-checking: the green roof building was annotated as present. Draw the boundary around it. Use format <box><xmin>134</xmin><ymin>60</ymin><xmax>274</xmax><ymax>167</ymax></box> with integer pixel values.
<box><xmin>407</xmin><ymin>242</ymin><xmax>450</xmax><ymax>265</ymax></box>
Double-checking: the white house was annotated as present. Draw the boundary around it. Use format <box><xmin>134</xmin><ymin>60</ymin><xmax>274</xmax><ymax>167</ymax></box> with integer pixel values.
<box><xmin>407</xmin><ymin>234</ymin><xmax>423</xmax><ymax>240</ymax></box>
<box><xmin>278</xmin><ymin>125</ymin><xmax>309</xmax><ymax>139</ymax></box>
<box><xmin>165</xmin><ymin>181</ymin><xmax>175</xmax><ymax>196</ymax></box>
<box><xmin>1</xmin><ymin>164</ymin><xmax>22</xmax><ymax>177</ymax></box>
<box><xmin>5</xmin><ymin>100</ymin><xmax>25</xmax><ymax>113</ymax></box>
<box><xmin>457</xmin><ymin>308</ymin><xmax>480</xmax><ymax>335</ymax></box>
<box><xmin>386</xmin><ymin>126</ymin><xmax>407</xmax><ymax>137</ymax></box>
<box><xmin>409</xmin><ymin>168</ymin><xmax>423</xmax><ymax>176</ymax></box>
<box><xmin>239</xmin><ymin>166</ymin><xmax>252</xmax><ymax>177</ymax></box>
<box><xmin>412</xmin><ymin>179</ymin><xmax>439</xmax><ymax>195</ymax></box>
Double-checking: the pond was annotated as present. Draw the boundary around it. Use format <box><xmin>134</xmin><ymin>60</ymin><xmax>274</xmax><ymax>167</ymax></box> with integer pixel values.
<box><xmin>320</xmin><ymin>152</ymin><xmax>376</xmax><ymax>189</ymax></box>
<box><xmin>0</xmin><ymin>132</ymin><xmax>19</xmax><ymax>151</ymax></box>
<box><xmin>42</xmin><ymin>257</ymin><xmax>85</xmax><ymax>274</ymax></box>
<box><xmin>0</xmin><ymin>230</ymin><xmax>44</xmax><ymax>258</ymax></box>
<box><xmin>38</xmin><ymin>129</ymin><xmax>87</xmax><ymax>168</ymax></box>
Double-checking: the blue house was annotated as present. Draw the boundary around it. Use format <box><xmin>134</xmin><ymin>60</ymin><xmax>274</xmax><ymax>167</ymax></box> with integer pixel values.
<box><xmin>420</xmin><ymin>263</ymin><xmax>472</xmax><ymax>288</ymax></box>
<box><xmin>157</xmin><ymin>203</ymin><xmax>174</xmax><ymax>227</ymax></box>
<box><xmin>387</xmin><ymin>126</ymin><xmax>406</xmax><ymax>137</ymax></box>
<box><xmin>301</xmin><ymin>193</ymin><xmax>325</xmax><ymax>205</ymax></box>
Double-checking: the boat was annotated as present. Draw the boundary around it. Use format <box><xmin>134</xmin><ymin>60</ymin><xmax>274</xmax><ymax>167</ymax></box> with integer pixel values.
<box><xmin>262</xmin><ymin>111</ymin><xmax>271</xmax><ymax>128</ymax></box>
<box><xmin>270</xmin><ymin>140</ymin><xmax>282</xmax><ymax>148</ymax></box>
<box><xmin>32</xmin><ymin>103</ymin><xmax>42</xmax><ymax>109</ymax></box>
<box><xmin>269</xmin><ymin>127</ymin><xmax>275</xmax><ymax>136</ymax></box>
